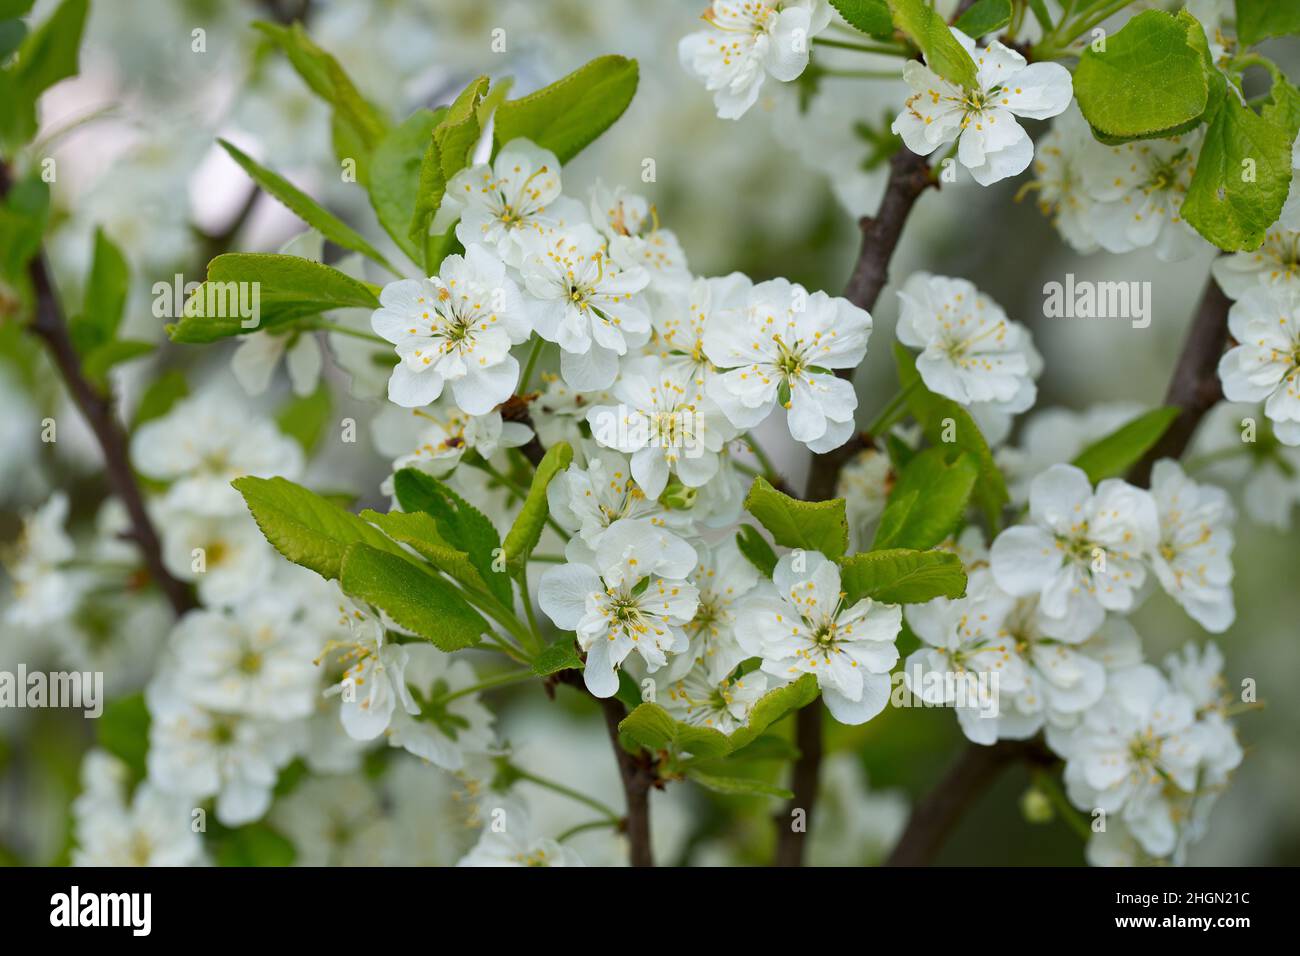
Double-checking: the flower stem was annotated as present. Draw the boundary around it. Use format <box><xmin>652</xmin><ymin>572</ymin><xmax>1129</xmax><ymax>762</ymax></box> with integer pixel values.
<box><xmin>306</xmin><ymin>318</ymin><xmax>389</xmax><ymax>346</ymax></box>
<box><xmin>436</xmin><ymin>669</ymin><xmax>535</xmax><ymax>704</ymax></box>
<box><xmin>1033</xmin><ymin>770</ymin><xmax>1091</xmax><ymax>841</ymax></box>
<box><xmin>514</xmin><ymin>770</ymin><xmax>621</xmax><ymax>821</ymax></box>
<box><xmin>557</xmin><ymin>818</ymin><xmax>619</xmax><ymax>842</ymax></box>
<box><xmin>743</xmin><ymin>432</ymin><xmax>781</xmax><ymax>483</ymax></box>
<box><xmin>519</xmin><ymin>336</ymin><xmax>546</xmax><ymax>394</ymax></box>
<box><xmin>864</xmin><ymin>379</ymin><xmax>921</xmax><ymax>437</ymax></box>
<box><xmin>815</xmin><ymin>37</ymin><xmax>910</xmax><ymax>57</ymax></box>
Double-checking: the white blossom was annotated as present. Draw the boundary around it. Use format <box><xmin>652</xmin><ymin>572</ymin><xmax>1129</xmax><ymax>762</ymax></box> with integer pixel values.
<box><xmin>372</xmin><ymin>244</ymin><xmax>530</xmax><ymax>413</ymax></box>
<box><xmin>678</xmin><ymin>0</ymin><xmax>832</xmax><ymax>120</ymax></box>
<box><xmin>703</xmin><ymin>277</ymin><xmax>872</xmax><ymax>452</ymax></box>
<box><xmin>990</xmin><ymin>464</ymin><xmax>1158</xmax><ymax>641</ymax></box>
<box><xmin>1147</xmin><ymin>460</ymin><xmax>1236</xmax><ymax>632</ymax></box>
<box><xmin>538</xmin><ymin>518</ymin><xmax>699</xmax><ymax>698</ymax></box>
<box><xmin>520</xmin><ymin>224</ymin><xmax>653</xmax><ymax>391</ymax></box>
<box><xmin>736</xmin><ymin>552</ymin><xmax>900</xmax><ymax>725</ymax></box>
<box><xmin>892</xmin><ymin>28</ymin><xmax>1072</xmax><ymax>186</ymax></box>
<box><xmin>1217</xmin><ymin>284</ymin><xmax>1300</xmax><ymax>445</ymax></box>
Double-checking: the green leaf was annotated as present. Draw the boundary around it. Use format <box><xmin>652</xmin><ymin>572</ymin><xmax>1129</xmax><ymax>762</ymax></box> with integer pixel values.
<box><xmin>0</xmin><ymin>165</ymin><xmax>48</xmax><ymax>284</ymax></box>
<box><xmin>408</xmin><ymin>76</ymin><xmax>489</xmax><ymax>252</ymax></box>
<box><xmin>619</xmin><ymin>703</ymin><xmax>731</xmax><ymax>759</ymax></box>
<box><xmin>131</xmin><ymin>370</ymin><xmax>187</xmax><ymax>429</ymax></box>
<box><xmin>215</xmin><ymin>823</ymin><xmax>295</xmax><ymax>867</ymax></box>
<box><xmin>735</xmin><ymin>523</ymin><xmax>777</xmax><ymax>578</ymax></box>
<box><xmin>69</xmin><ymin>227</ymin><xmax>127</xmax><ymax>353</ymax></box>
<box><xmin>894</xmin><ymin>344</ymin><xmax>1008</xmax><ymax>530</ymax></box>
<box><xmin>391</xmin><ymin>468</ymin><xmax>511</xmax><ymax>606</ymax></box>
<box><xmin>1236</xmin><ymin>0</ymin><xmax>1300</xmax><ymax>47</ymax></box>
<box><xmin>685</xmin><ymin>769</ymin><xmax>793</xmax><ymax>799</ymax></box>
<box><xmin>360</xmin><ymin>507</ymin><xmax>506</xmax><ymax>605</ymax></box>
<box><xmin>367</xmin><ymin>108</ymin><xmax>440</xmax><ymax>267</ymax></box>
<box><xmin>276</xmin><ymin>380</ymin><xmax>332</xmax><ymax>453</ymax></box>
<box><xmin>830</xmin><ymin>0</ymin><xmax>894</xmax><ymax>39</ymax></box>
<box><xmin>954</xmin><ymin>0</ymin><xmax>1012</xmax><ymax>38</ymax></box>
<box><xmin>232</xmin><ymin>475</ymin><xmax>406</xmax><ymax>581</ymax></box>
<box><xmin>1026</xmin><ymin>0</ymin><xmax>1053</xmax><ymax>32</ymax></box>
<box><xmin>338</xmin><ymin>542</ymin><xmax>488</xmax><ymax>651</ymax></box>
<box><xmin>81</xmin><ymin>338</ymin><xmax>153</xmax><ymax>387</ymax></box>
<box><xmin>253</xmin><ymin>21</ymin><xmax>388</xmax><ymax>163</ymax></box>
<box><xmin>532</xmin><ymin>637</ymin><xmax>583</xmax><ymax>676</ymax></box>
<box><xmin>166</xmin><ymin>253</ymin><xmax>379</xmax><ymax>344</ymax></box>
<box><xmin>0</xmin><ymin>19</ymin><xmax>27</xmax><ymax>61</ymax></box>
<box><xmin>839</xmin><ymin>548</ymin><xmax>967</xmax><ymax>605</ymax></box>
<box><xmin>502</xmin><ymin>442</ymin><xmax>573</xmax><ymax>575</ymax></box>
<box><xmin>1073</xmin><ymin>10</ymin><xmax>1210</xmax><ymax>141</ymax></box>
<box><xmin>724</xmin><ymin>674</ymin><xmax>820</xmax><ymax>753</ymax></box>
<box><xmin>885</xmin><ymin>0</ymin><xmax>978</xmax><ymax>89</ymax></box>
<box><xmin>0</xmin><ymin>0</ymin><xmax>87</xmax><ymax>149</ymax></box>
<box><xmin>218</xmin><ymin>139</ymin><xmax>397</xmax><ymax>273</ymax></box>
<box><xmin>97</xmin><ymin>692</ymin><xmax>149</xmax><ymax>783</ymax></box>
<box><xmin>743</xmin><ymin>476</ymin><xmax>848</xmax><ymax>560</ymax></box>
<box><xmin>873</xmin><ymin>447</ymin><xmax>977</xmax><ymax>550</ymax></box>
<box><xmin>494</xmin><ymin>55</ymin><xmax>639</xmax><ymax>163</ymax></box>
<box><xmin>1182</xmin><ymin>86</ymin><xmax>1294</xmax><ymax>251</ymax></box>
<box><xmin>1070</xmin><ymin>406</ymin><xmax>1179</xmax><ymax>483</ymax></box>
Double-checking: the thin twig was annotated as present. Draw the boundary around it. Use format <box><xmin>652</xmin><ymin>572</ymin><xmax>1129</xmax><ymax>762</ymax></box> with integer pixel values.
<box><xmin>775</xmin><ymin>150</ymin><xmax>935</xmax><ymax>866</ymax></box>
<box><xmin>886</xmin><ymin>738</ymin><xmax>1055</xmax><ymax>866</ymax></box>
<box><xmin>1128</xmin><ymin>277</ymin><xmax>1232</xmax><ymax>488</ymax></box>
<box><xmin>887</xmin><ymin>277</ymin><xmax>1235</xmax><ymax>866</ymax></box>
<box><xmin>27</xmin><ymin>253</ymin><xmax>197</xmax><ymax>617</ymax></box>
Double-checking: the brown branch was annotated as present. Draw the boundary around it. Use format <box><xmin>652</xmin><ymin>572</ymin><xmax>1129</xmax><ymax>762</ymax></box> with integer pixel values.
<box><xmin>774</xmin><ymin>150</ymin><xmax>936</xmax><ymax>866</ymax></box>
<box><xmin>554</xmin><ymin>669</ymin><xmax>657</xmax><ymax>866</ymax></box>
<box><xmin>26</xmin><ymin>252</ymin><xmax>197</xmax><ymax>617</ymax></box>
<box><xmin>1128</xmin><ymin>277</ymin><xmax>1232</xmax><ymax>488</ymax></box>
<box><xmin>887</xmin><ymin>278</ymin><xmax>1234</xmax><ymax>866</ymax></box>
<box><xmin>886</xmin><ymin>738</ymin><xmax>1056</xmax><ymax>866</ymax></box>
<box><xmin>774</xmin><ymin>697</ymin><xmax>823</xmax><ymax>866</ymax></box>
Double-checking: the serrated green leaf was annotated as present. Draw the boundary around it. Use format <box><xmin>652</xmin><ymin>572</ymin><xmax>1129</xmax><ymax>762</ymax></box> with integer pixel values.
<box><xmin>391</xmin><ymin>468</ymin><xmax>511</xmax><ymax>606</ymax></box>
<box><xmin>873</xmin><ymin>447</ymin><xmax>977</xmax><ymax>550</ymax></box>
<box><xmin>619</xmin><ymin>703</ymin><xmax>732</xmax><ymax>758</ymax></box>
<box><xmin>233</xmin><ymin>475</ymin><xmax>406</xmax><ymax>581</ymax></box>
<box><xmin>1074</xmin><ymin>10</ymin><xmax>1210</xmax><ymax>141</ymax></box>
<box><xmin>532</xmin><ymin>637</ymin><xmax>583</xmax><ymax>676</ymax></box>
<box><xmin>219</xmin><ymin>139</ymin><xmax>397</xmax><ymax>273</ymax></box>
<box><xmin>215</xmin><ymin>823</ymin><xmax>295</xmax><ymax>867</ymax></box>
<box><xmin>360</xmin><ymin>507</ymin><xmax>504</xmax><ymax>604</ymax></box>
<box><xmin>894</xmin><ymin>344</ymin><xmax>1008</xmax><ymax>530</ymax></box>
<box><xmin>253</xmin><ymin>20</ymin><xmax>388</xmax><ymax>165</ymax></box>
<box><xmin>685</xmin><ymin>769</ymin><xmax>793</xmax><ymax>799</ymax></box>
<box><xmin>955</xmin><ymin>0</ymin><xmax>1012</xmax><ymax>38</ymax></box>
<box><xmin>131</xmin><ymin>370</ymin><xmax>187</xmax><ymax>429</ymax></box>
<box><xmin>408</xmin><ymin>77</ymin><xmax>488</xmax><ymax>250</ymax></box>
<box><xmin>1070</xmin><ymin>406</ymin><xmax>1179</xmax><ymax>483</ymax></box>
<box><xmin>1182</xmin><ymin>87</ymin><xmax>1293</xmax><ymax>251</ymax></box>
<box><xmin>0</xmin><ymin>0</ymin><xmax>86</xmax><ymax>149</ymax></box>
<box><xmin>839</xmin><ymin>548</ymin><xmax>967</xmax><ymax>605</ymax></box>
<box><xmin>743</xmin><ymin>476</ymin><xmax>848</xmax><ymax>560</ymax></box>
<box><xmin>70</xmin><ymin>227</ymin><xmax>127</xmax><ymax>353</ymax></box>
<box><xmin>830</xmin><ymin>0</ymin><xmax>893</xmax><ymax>39</ymax></box>
<box><xmin>885</xmin><ymin>0</ymin><xmax>978</xmax><ymax>89</ymax></box>
<box><xmin>503</xmin><ymin>442</ymin><xmax>573</xmax><ymax>575</ymax></box>
<box><xmin>367</xmin><ymin>108</ymin><xmax>440</xmax><ymax>267</ymax></box>
<box><xmin>97</xmin><ymin>692</ymin><xmax>149</xmax><ymax>784</ymax></box>
<box><xmin>735</xmin><ymin>523</ymin><xmax>777</xmax><ymax>578</ymax></box>
<box><xmin>167</xmin><ymin>254</ymin><xmax>379</xmax><ymax>344</ymax></box>
<box><xmin>724</xmin><ymin>673</ymin><xmax>820</xmax><ymax>753</ymax></box>
<box><xmin>338</xmin><ymin>542</ymin><xmax>487</xmax><ymax>651</ymax></box>
<box><xmin>1236</xmin><ymin>0</ymin><xmax>1300</xmax><ymax>47</ymax></box>
<box><xmin>81</xmin><ymin>338</ymin><xmax>152</xmax><ymax>387</ymax></box>
<box><xmin>494</xmin><ymin>56</ymin><xmax>638</xmax><ymax>163</ymax></box>
<box><xmin>276</xmin><ymin>380</ymin><xmax>332</xmax><ymax>453</ymax></box>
